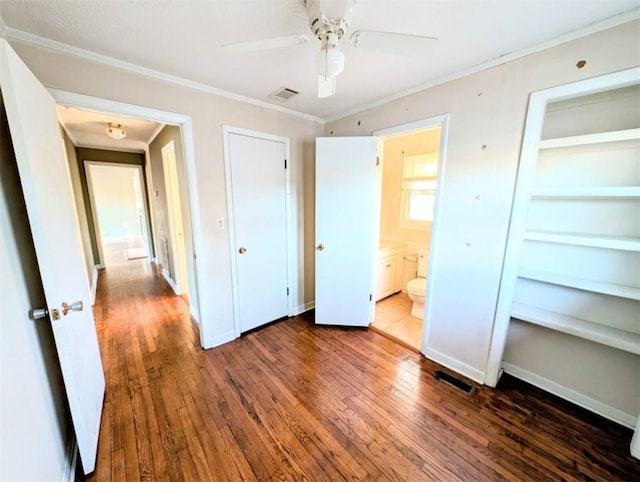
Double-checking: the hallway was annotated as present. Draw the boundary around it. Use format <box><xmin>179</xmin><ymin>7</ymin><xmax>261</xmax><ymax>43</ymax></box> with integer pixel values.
<box><xmin>85</xmin><ymin>256</ymin><xmax>639</xmax><ymax>480</ymax></box>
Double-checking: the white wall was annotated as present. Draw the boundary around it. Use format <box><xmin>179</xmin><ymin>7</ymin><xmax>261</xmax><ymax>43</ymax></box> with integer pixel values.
<box><xmin>1</xmin><ymin>96</ymin><xmax>71</xmax><ymax>481</ymax></box>
<box><xmin>88</xmin><ymin>163</ymin><xmax>142</xmax><ymax>241</ymax></box>
<box><xmin>326</xmin><ymin>20</ymin><xmax>640</xmax><ymax>382</ymax></box>
<box><xmin>6</xmin><ymin>38</ymin><xmax>324</xmax><ymax>348</ymax></box>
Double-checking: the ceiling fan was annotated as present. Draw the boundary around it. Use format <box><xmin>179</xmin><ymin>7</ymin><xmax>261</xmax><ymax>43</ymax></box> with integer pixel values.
<box><xmin>221</xmin><ymin>0</ymin><xmax>438</xmax><ymax>98</ymax></box>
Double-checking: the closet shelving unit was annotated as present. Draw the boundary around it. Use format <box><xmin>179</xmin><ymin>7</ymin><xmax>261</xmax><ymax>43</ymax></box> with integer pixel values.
<box><xmin>510</xmin><ymin>124</ymin><xmax>640</xmax><ymax>355</ymax></box>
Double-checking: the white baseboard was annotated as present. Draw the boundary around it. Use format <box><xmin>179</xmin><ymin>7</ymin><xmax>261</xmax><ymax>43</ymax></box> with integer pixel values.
<box><xmin>631</xmin><ymin>419</ymin><xmax>640</xmax><ymax>459</ymax></box>
<box><xmin>294</xmin><ymin>301</ymin><xmax>315</xmax><ymax>315</ymax></box>
<box><xmin>90</xmin><ymin>264</ymin><xmax>99</xmax><ymax>305</ymax></box>
<box><xmin>190</xmin><ymin>305</ymin><xmax>200</xmax><ymax>325</ymax></box>
<box><xmin>422</xmin><ymin>347</ymin><xmax>486</xmax><ymax>384</ymax></box>
<box><xmin>502</xmin><ymin>362</ymin><xmax>637</xmax><ymax>429</ymax></box>
<box><xmin>161</xmin><ymin>268</ymin><xmax>180</xmax><ymax>295</ymax></box>
<box><xmin>61</xmin><ymin>437</ymin><xmax>77</xmax><ymax>482</ymax></box>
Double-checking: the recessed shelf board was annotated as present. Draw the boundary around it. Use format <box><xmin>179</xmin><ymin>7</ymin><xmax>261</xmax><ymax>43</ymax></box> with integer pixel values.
<box><xmin>518</xmin><ymin>268</ymin><xmax>640</xmax><ymax>300</ymax></box>
<box><xmin>539</xmin><ymin>128</ymin><xmax>640</xmax><ymax>149</ymax></box>
<box><xmin>524</xmin><ymin>231</ymin><xmax>640</xmax><ymax>252</ymax></box>
<box><xmin>530</xmin><ymin>186</ymin><xmax>640</xmax><ymax>199</ymax></box>
<box><xmin>511</xmin><ymin>302</ymin><xmax>640</xmax><ymax>355</ymax></box>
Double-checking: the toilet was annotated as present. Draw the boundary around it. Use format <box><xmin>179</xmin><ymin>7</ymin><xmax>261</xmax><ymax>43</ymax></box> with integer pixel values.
<box><xmin>406</xmin><ymin>249</ymin><xmax>429</xmax><ymax>319</ymax></box>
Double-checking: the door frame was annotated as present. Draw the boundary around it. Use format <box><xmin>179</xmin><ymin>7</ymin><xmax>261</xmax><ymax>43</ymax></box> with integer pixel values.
<box><xmin>48</xmin><ymin>88</ymin><xmax>214</xmax><ymax>347</ymax></box>
<box><xmin>222</xmin><ymin>125</ymin><xmax>295</xmax><ymax>337</ymax></box>
<box><xmin>373</xmin><ymin>114</ymin><xmax>450</xmax><ymax>352</ymax></box>
<box><xmin>84</xmin><ymin>160</ymin><xmax>152</xmax><ymax>267</ymax></box>
<box><xmin>160</xmin><ymin>140</ymin><xmax>189</xmax><ymax>295</ymax></box>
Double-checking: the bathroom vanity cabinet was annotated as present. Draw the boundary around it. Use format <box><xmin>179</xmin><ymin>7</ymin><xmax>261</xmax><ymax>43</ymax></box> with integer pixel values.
<box><xmin>376</xmin><ymin>242</ymin><xmax>406</xmax><ymax>301</ymax></box>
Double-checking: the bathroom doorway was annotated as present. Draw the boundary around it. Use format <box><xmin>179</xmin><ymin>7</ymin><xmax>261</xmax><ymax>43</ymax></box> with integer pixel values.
<box><xmin>370</xmin><ymin>117</ymin><xmax>447</xmax><ymax>351</ymax></box>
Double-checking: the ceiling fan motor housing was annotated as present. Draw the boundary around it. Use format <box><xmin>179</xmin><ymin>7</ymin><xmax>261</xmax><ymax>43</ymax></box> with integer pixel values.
<box><xmin>305</xmin><ymin>0</ymin><xmax>353</xmax><ymax>41</ymax></box>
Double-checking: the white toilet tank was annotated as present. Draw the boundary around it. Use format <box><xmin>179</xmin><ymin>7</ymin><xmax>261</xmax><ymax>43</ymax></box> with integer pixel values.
<box><xmin>417</xmin><ymin>249</ymin><xmax>429</xmax><ymax>277</ymax></box>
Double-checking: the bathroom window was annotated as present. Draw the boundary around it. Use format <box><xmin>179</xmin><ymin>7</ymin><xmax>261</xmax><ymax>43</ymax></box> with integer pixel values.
<box><xmin>399</xmin><ymin>151</ymin><xmax>438</xmax><ymax>230</ymax></box>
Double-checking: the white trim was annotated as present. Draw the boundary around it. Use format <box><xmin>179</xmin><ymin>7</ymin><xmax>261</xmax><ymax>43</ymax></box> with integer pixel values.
<box><xmin>83</xmin><ymin>161</ymin><xmax>107</xmax><ymax>267</ymax></box>
<box><xmin>74</xmin><ymin>142</ymin><xmax>144</xmax><ymax>154</ymax></box>
<box><xmin>631</xmin><ymin>418</ymin><xmax>640</xmax><ymax>459</ymax></box>
<box><xmin>48</xmin><ymin>89</ymin><xmax>212</xmax><ymax>348</ymax></box>
<box><xmin>502</xmin><ymin>362</ymin><xmax>637</xmax><ymax>429</ymax></box>
<box><xmin>206</xmin><ymin>329</ymin><xmax>236</xmax><ymax>348</ymax></box>
<box><xmin>160</xmin><ymin>140</ymin><xmax>188</xmax><ymax>295</ymax></box>
<box><xmin>190</xmin><ymin>305</ymin><xmax>200</xmax><ymax>325</ymax></box>
<box><xmin>162</xmin><ymin>267</ymin><xmax>180</xmax><ymax>295</ymax></box>
<box><xmin>61</xmin><ymin>437</ymin><xmax>78</xmax><ymax>482</ymax></box>
<box><xmin>295</xmin><ymin>301</ymin><xmax>315</xmax><ymax>315</ymax></box>
<box><xmin>485</xmin><ymin>66</ymin><xmax>640</xmax><ymax>387</ymax></box>
<box><xmin>4</xmin><ymin>28</ymin><xmax>324</xmax><ymax>124</ymax></box>
<box><xmin>324</xmin><ymin>8</ymin><xmax>640</xmax><ymax>122</ymax></box>
<box><xmin>90</xmin><ymin>264</ymin><xmax>99</xmax><ymax>306</ymax></box>
<box><xmin>423</xmin><ymin>347</ymin><xmax>486</xmax><ymax>384</ymax></box>
<box><xmin>222</xmin><ymin>125</ymin><xmax>295</xmax><ymax>337</ymax></box>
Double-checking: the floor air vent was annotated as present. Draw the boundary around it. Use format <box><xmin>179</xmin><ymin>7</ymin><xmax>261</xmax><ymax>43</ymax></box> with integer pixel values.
<box><xmin>434</xmin><ymin>370</ymin><xmax>475</xmax><ymax>395</ymax></box>
<box><xmin>269</xmin><ymin>86</ymin><xmax>299</xmax><ymax>102</ymax></box>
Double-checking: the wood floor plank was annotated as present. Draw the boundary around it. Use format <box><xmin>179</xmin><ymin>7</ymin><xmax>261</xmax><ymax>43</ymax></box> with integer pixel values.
<box><xmin>81</xmin><ymin>244</ymin><xmax>640</xmax><ymax>481</ymax></box>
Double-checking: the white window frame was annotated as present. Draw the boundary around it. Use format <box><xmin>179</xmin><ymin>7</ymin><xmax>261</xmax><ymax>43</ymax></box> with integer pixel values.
<box><xmin>399</xmin><ymin>151</ymin><xmax>439</xmax><ymax>231</ymax></box>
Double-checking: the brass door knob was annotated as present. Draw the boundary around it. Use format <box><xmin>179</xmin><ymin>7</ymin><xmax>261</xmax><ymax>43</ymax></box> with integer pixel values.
<box><xmin>239</xmin><ymin>247</ymin><xmax>247</xmax><ymax>254</ymax></box>
<box><xmin>316</xmin><ymin>244</ymin><xmax>324</xmax><ymax>251</ymax></box>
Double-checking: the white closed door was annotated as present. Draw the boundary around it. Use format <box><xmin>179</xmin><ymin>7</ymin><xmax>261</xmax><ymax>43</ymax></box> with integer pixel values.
<box><xmin>227</xmin><ymin>130</ymin><xmax>289</xmax><ymax>332</ymax></box>
<box><xmin>0</xmin><ymin>40</ymin><xmax>105</xmax><ymax>474</ymax></box>
<box><xmin>315</xmin><ymin>137</ymin><xmax>379</xmax><ymax>326</ymax></box>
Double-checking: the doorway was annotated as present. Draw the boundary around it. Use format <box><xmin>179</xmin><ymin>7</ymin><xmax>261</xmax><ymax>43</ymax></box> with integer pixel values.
<box><xmin>370</xmin><ymin>117</ymin><xmax>448</xmax><ymax>351</ymax></box>
<box><xmin>85</xmin><ymin>161</ymin><xmax>152</xmax><ymax>268</ymax></box>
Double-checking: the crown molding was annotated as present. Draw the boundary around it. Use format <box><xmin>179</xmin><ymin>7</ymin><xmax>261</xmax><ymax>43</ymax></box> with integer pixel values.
<box><xmin>146</xmin><ymin>123</ymin><xmax>166</xmax><ymax>146</ymax></box>
<box><xmin>2</xmin><ymin>25</ymin><xmax>325</xmax><ymax>125</ymax></box>
<box><xmin>324</xmin><ymin>8</ymin><xmax>640</xmax><ymax>123</ymax></box>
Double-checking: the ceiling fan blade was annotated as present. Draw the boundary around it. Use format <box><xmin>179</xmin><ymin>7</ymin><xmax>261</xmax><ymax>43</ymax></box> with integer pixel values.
<box><xmin>349</xmin><ymin>30</ymin><xmax>438</xmax><ymax>57</ymax></box>
<box><xmin>318</xmin><ymin>75</ymin><xmax>336</xmax><ymax>98</ymax></box>
<box><xmin>222</xmin><ymin>34</ymin><xmax>309</xmax><ymax>53</ymax></box>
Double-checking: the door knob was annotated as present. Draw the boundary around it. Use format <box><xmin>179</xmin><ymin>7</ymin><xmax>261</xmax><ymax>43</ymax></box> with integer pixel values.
<box><xmin>316</xmin><ymin>244</ymin><xmax>324</xmax><ymax>251</ymax></box>
<box><xmin>62</xmin><ymin>301</ymin><xmax>83</xmax><ymax>316</ymax></box>
<box><xmin>239</xmin><ymin>247</ymin><xmax>247</xmax><ymax>254</ymax></box>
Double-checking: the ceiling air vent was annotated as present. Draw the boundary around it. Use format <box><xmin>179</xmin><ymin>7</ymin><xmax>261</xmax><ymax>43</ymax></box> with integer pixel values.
<box><xmin>269</xmin><ymin>86</ymin><xmax>299</xmax><ymax>102</ymax></box>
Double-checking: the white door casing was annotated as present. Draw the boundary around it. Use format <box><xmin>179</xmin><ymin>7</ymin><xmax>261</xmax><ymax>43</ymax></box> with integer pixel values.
<box><xmin>224</xmin><ymin>127</ymin><xmax>291</xmax><ymax>333</ymax></box>
<box><xmin>161</xmin><ymin>141</ymin><xmax>188</xmax><ymax>295</ymax></box>
<box><xmin>0</xmin><ymin>40</ymin><xmax>105</xmax><ymax>474</ymax></box>
<box><xmin>315</xmin><ymin>136</ymin><xmax>379</xmax><ymax>326</ymax></box>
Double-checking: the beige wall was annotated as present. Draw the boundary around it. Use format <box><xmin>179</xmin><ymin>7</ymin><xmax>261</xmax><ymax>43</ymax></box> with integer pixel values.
<box><xmin>7</xmin><ymin>38</ymin><xmax>324</xmax><ymax>347</ymax></box>
<box><xmin>1</xmin><ymin>93</ymin><xmax>71</xmax><ymax>480</ymax></box>
<box><xmin>380</xmin><ymin>128</ymin><xmax>440</xmax><ymax>247</ymax></box>
<box><xmin>149</xmin><ymin>125</ymin><xmax>199</xmax><ymax>315</ymax></box>
<box><xmin>61</xmin><ymin>126</ymin><xmax>95</xmax><ymax>286</ymax></box>
<box><xmin>326</xmin><ymin>20</ymin><xmax>640</xmax><ymax>381</ymax></box>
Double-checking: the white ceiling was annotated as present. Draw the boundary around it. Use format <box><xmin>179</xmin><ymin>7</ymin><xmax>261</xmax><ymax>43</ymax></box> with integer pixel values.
<box><xmin>56</xmin><ymin>105</ymin><xmax>162</xmax><ymax>152</ymax></box>
<box><xmin>1</xmin><ymin>1</ymin><xmax>638</xmax><ymax>120</ymax></box>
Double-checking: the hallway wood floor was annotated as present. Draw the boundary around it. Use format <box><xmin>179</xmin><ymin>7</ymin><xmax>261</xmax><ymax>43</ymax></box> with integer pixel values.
<box><xmin>84</xmin><ymin>256</ymin><xmax>640</xmax><ymax>481</ymax></box>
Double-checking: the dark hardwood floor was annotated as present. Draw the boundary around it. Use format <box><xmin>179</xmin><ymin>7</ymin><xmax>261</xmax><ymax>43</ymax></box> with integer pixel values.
<box><xmin>84</xmin><ymin>250</ymin><xmax>640</xmax><ymax>481</ymax></box>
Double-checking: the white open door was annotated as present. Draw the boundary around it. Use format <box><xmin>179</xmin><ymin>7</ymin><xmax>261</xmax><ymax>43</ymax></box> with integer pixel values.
<box><xmin>315</xmin><ymin>137</ymin><xmax>379</xmax><ymax>326</ymax></box>
<box><xmin>0</xmin><ymin>40</ymin><xmax>105</xmax><ymax>474</ymax></box>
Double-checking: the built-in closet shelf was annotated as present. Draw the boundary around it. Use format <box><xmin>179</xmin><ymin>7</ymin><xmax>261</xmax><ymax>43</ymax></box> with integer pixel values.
<box><xmin>530</xmin><ymin>186</ymin><xmax>640</xmax><ymax>199</ymax></box>
<box><xmin>511</xmin><ymin>302</ymin><xmax>640</xmax><ymax>355</ymax></box>
<box><xmin>538</xmin><ymin>128</ymin><xmax>640</xmax><ymax>149</ymax></box>
<box><xmin>524</xmin><ymin>230</ymin><xmax>640</xmax><ymax>252</ymax></box>
<box><xmin>518</xmin><ymin>268</ymin><xmax>640</xmax><ymax>300</ymax></box>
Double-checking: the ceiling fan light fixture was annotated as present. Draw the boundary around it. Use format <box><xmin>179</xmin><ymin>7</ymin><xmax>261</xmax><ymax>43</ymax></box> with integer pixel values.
<box><xmin>105</xmin><ymin>122</ymin><xmax>126</xmax><ymax>140</ymax></box>
<box><xmin>316</xmin><ymin>46</ymin><xmax>345</xmax><ymax>79</ymax></box>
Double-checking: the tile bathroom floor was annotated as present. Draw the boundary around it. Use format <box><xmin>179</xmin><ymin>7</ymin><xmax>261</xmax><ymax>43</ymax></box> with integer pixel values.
<box><xmin>371</xmin><ymin>292</ymin><xmax>423</xmax><ymax>351</ymax></box>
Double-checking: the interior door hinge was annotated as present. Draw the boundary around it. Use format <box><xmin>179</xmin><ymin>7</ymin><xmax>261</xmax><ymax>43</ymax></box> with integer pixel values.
<box><xmin>287</xmin><ymin>287</ymin><xmax>290</xmax><ymax>296</ymax></box>
<box><xmin>284</xmin><ymin>159</ymin><xmax>287</xmax><ymax>169</ymax></box>
<box><xmin>376</xmin><ymin>156</ymin><xmax>379</xmax><ymax>166</ymax></box>
<box><xmin>369</xmin><ymin>294</ymin><xmax>372</xmax><ymax>301</ymax></box>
